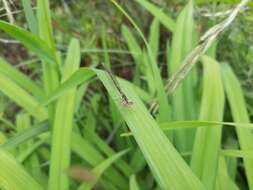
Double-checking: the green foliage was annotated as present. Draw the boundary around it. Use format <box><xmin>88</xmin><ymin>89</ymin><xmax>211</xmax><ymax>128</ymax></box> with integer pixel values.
<box><xmin>0</xmin><ymin>0</ymin><xmax>252</xmax><ymax>190</ymax></box>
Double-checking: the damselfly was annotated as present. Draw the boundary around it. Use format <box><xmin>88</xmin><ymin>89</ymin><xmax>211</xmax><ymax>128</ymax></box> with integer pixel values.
<box><xmin>102</xmin><ymin>64</ymin><xmax>133</xmax><ymax>106</ymax></box>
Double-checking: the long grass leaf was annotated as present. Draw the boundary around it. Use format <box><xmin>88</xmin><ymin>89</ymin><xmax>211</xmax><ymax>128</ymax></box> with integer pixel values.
<box><xmin>41</xmin><ymin>68</ymin><xmax>95</xmax><ymax>105</ymax></box>
<box><xmin>169</xmin><ymin>1</ymin><xmax>196</xmax><ymax>153</ymax></box>
<box><xmin>221</xmin><ymin>63</ymin><xmax>253</xmax><ymax>190</ymax></box>
<box><xmin>190</xmin><ymin>56</ymin><xmax>225</xmax><ymax>189</ymax></box>
<box><xmin>130</xmin><ymin>175</ymin><xmax>140</xmax><ymax>190</ymax></box>
<box><xmin>37</xmin><ymin>0</ymin><xmax>59</xmax><ymax>121</ymax></box>
<box><xmin>94</xmin><ymin>69</ymin><xmax>204</xmax><ymax>190</ymax></box>
<box><xmin>78</xmin><ymin>149</ymin><xmax>130</xmax><ymax>190</ymax></box>
<box><xmin>71</xmin><ymin>132</ymin><xmax>128</xmax><ymax>190</ymax></box>
<box><xmin>0</xmin><ymin>57</ymin><xmax>44</xmax><ymax>99</ymax></box>
<box><xmin>0</xmin><ymin>122</ymin><xmax>48</xmax><ymax>150</ymax></box>
<box><xmin>48</xmin><ymin>39</ymin><xmax>80</xmax><ymax>190</ymax></box>
<box><xmin>0</xmin><ymin>150</ymin><xmax>43</xmax><ymax>190</ymax></box>
<box><xmin>0</xmin><ymin>73</ymin><xmax>48</xmax><ymax>120</ymax></box>
<box><xmin>0</xmin><ymin>21</ymin><xmax>55</xmax><ymax>64</ymax></box>
<box><xmin>135</xmin><ymin>0</ymin><xmax>175</xmax><ymax>32</ymax></box>
<box><xmin>21</xmin><ymin>0</ymin><xmax>38</xmax><ymax>35</ymax></box>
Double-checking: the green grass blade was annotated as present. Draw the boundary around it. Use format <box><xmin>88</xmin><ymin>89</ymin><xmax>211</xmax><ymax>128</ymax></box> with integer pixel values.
<box><xmin>160</xmin><ymin>120</ymin><xmax>253</xmax><ymax>130</ymax></box>
<box><xmin>135</xmin><ymin>0</ymin><xmax>175</xmax><ymax>32</ymax></box>
<box><xmin>0</xmin><ymin>122</ymin><xmax>48</xmax><ymax>150</ymax></box>
<box><xmin>94</xmin><ymin>69</ymin><xmax>204</xmax><ymax>190</ymax></box>
<box><xmin>21</xmin><ymin>0</ymin><xmax>38</xmax><ymax>35</ymax></box>
<box><xmin>122</xmin><ymin>26</ymin><xmax>155</xmax><ymax>94</ymax></box>
<box><xmin>122</xmin><ymin>120</ymin><xmax>253</xmax><ymax>137</ymax></box>
<box><xmin>0</xmin><ymin>21</ymin><xmax>55</xmax><ymax>64</ymax></box>
<box><xmin>0</xmin><ymin>149</ymin><xmax>43</xmax><ymax>190</ymax></box>
<box><xmin>0</xmin><ymin>57</ymin><xmax>44</xmax><ymax>99</ymax></box>
<box><xmin>71</xmin><ymin>132</ymin><xmax>128</xmax><ymax>190</ymax></box>
<box><xmin>148</xmin><ymin>18</ymin><xmax>160</xmax><ymax>61</ymax></box>
<box><xmin>37</xmin><ymin>0</ymin><xmax>56</xmax><ymax>52</ymax></box>
<box><xmin>216</xmin><ymin>157</ymin><xmax>239</xmax><ymax>190</ymax></box>
<box><xmin>190</xmin><ymin>56</ymin><xmax>225</xmax><ymax>189</ymax></box>
<box><xmin>41</xmin><ymin>68</ymin><xmax>95</xmax><ymax>105</ymax></box>
<box><xmin>0</xmin><ymin>73</ymin><xmax>48</xmax><ymax>121</ymax></box>
<box><xmin>169</xmin><ymin>0</ymin><xmax>196</xmax><ymax>152</ymax></box>
<box><xmin>0</xmin><ymin>132</ymin><xmax>7</xmax><ymax>145</ymax></box>
<box><xmin>130</xmin><ymin>175</ymin><xmax>140</xmax><ymax>190</ymax></box>
<box><xmin>78</xmin><ymin>149</ymin><xmax>130</xmax><ymax>190</ymax></box>
<box><xmin>84</xmin><ymin>128</ymin><xmax>133</xmax><ymax>177</ymax></box>
<box><xmin>17</xmin><ymin>138</ymin><xmax>46</xmax><ymax>163</ymax></box>
<box><xmin>48</xmin><ymin>39</ymin><xmax>80</xmax><ymax>190</ymax></box>
<box><xmin>37</xmin><ymin>0</ymin><xmax>59</xmax><ymax>121</ymax></box>
<box><xmin>221</xmin><ymin>63</ymin><xmax>253</xmax><ymax>190</ymax></box>
<box><xmin>221</xmin><ymin>150</ymin><xmax>253</xmax><ymax>159</ymax></box>
<box><xmin>122</xmin><ymin>25</ymin><xmax>142</xmax><ymax>65</ymax></box>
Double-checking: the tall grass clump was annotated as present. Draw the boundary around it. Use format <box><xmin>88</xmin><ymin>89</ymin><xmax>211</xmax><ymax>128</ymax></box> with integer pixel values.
<box><xmin>0</xmin><ymin>0</ymin><xmax>252</xmax><ymax>190</ymax></box>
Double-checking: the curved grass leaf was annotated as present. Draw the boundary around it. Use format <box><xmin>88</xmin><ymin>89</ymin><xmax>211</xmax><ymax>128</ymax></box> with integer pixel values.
<box><xmin>0</xmin><ymin>122</ymin><xmax>48</xmax><ymax>150</ymax></box>
<box><xmin>135</xmin><ymin>0</ymin><xmax>175</xmax><ymax>32</ymax></box>
<box><xmin>0</xmin><ymin>21</ymin><xmax>55</xmax><ymax>64</ymax></box>
<box><xmin>221</xmin><ymin>63</ymin><xmax>253</xmax><ymax>190</ymax></box>
<box><xmin>169</xmin><ymin>0</ymin><xmax>196</xmax><ymax>153</ymax></box>
<box><xmin>191</xmin><ymin>56</ymin><xmax>224</xmax><ymax>189</ymax></box>
<box><xmin>221</xmin><ymin>150</ymin><xmax>253</xmax><ymax>159</ymax></box>
<box><xmin>41</xmin><ymin>68</ymin><xmax>95</xmax><ymax>105</ymax></box>
<box><xmin>0</xmin><ymin>57</ymin><xmax>44</xmax><ymax>99</ymax></box>
<box><xmin>0</xmin><ymin>73</ymin><xmax>48</xmax><ymax>121</ymax></box>
<box><xmin>216</xmin><ymin>157</ymin><xmax>240</xmax><ymax>190</ymax></box>
<box><xmin>71</xmin><ymin>132</ymin><xmax>128</xmax><ymax>190</ymax></box>
<box><xmin>121</xmin><ymin>120</ymin><xmax>253</xmax><ymax>137</ymax></box>
<box><xmin>94</xmin><ymin>69</ymin><xmax>204</xmax><ymax>190</ymax></box>
<box><xmin>0</xmin><ymin>150</ymin><xmax>43</xmax><ymax>190</ymax></box>
<box><xmin>77</xmin><ymin>149</ymin><xmax>130</xmax><ymax>190</ymax></box>
<box><xmin>17</xmin><ymin>137</ymin><xmax>48</xmax><ymax>163</ymax></box>
<box><xmin>21</xmin><ymin>0</ymin><xmax>38</xmax><ymax>35</ymax></box>
<box><xmin>160</xmin><ymin>120</ymin><xmax>253</xmax><ymax>130</ymax></box>
<box><xmin>48</xmin><ymin>39</ymin><xmax>80</xmax><ymax>190</ymax></box>
<box><xmin>130</xmin><ymin>175</ymin><xmax>140</xmax><ymax>190</ymax></box>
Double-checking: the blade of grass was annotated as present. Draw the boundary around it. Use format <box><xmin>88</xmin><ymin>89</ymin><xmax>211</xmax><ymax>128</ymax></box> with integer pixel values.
<box><xmin>71</xmin><ymin>132</ymin><xmax>128</xmax><ymax>190</ymax></box>
<box><xmin>37</xmin><ymin>0</ymin><xmax>59</xmax><ymax>121</ymax></box>
<box><xmin>0</xmin><ymin>21</ymin><xmax>55</xmax><ymax>64</ymax></box>
<box><xmin>77</xmin><ymin>149</ymin><xmax>130</xmax><ymax>190</ymax></box>
<box><xmin>94</xmin><ymin>69</ymin><xmax>204</xmax><ymax>190</ymax></box>
<box><xmin>160</xmin><ymin>120</ymin><xmax>253</xmax><ymax>130</ymax></box>
<box><xmin>41</xmin><ymin>68</ymin><xmax>95</xmax><ymax>106</ymax></box>
<box><xmin>135</xmin><ymin>0</ymin><xmax>175</xmax><ymax>32</ymax></box>
<box><xmin>221</xmin><ymin>150</ymin><xmax>253</xmax><ymax>159</ymax></box>
<box><xmin>122</xmin><ymin>25</ymin><xmax>155</xmax><ymax>94</ymax></box>
<box><xmin>0</xmin><ymin>149</ymin><xmax>43</xmax><ymax>190</ymax></box>
<box><xmin>0</xmin><ymin>57</ymin><xmax>44</xmax><ymax>99</ymax></box>
<box><xmin>190</xmin><ymin>56</ymin><xmax>225</xmax><ymax>189</ymax></box>
<box><xmin>148</xmin><ymin>18</ymin><xmax>160</xmax><ymax>61</ymax></box>
<box><xmin>216</xmin><ymin>157</ymin><xmax>239</xmax><ymax>190</ymax></box>
<box><xmin>83</xmin><ymin>128</ymin><xmax>133</xmax><ymax>177</ymax></box>
<box><xmin>21</xmin><ymin>0</ymin><xmax>38</xmax><ymax>35</ymax></box>
<box><xmin>0</xmin><ymin>132</ymin><xmax>7</xmax><ymax>145</ymax></box>
<box><xmin>221</xmin><ymin>63</ymin><xmax>253</xmax><ymax>190</ymax></box>
<box><xmin>0</xmin><ymin>122</ymin><xmax>48</xmax><ymax>150</ymax></box>
<box><xmin>0</xmin><ymin>73</ymin><xmax>47</xmax><ymax>121</ymax></box>
<box><xmin>48</xmin><ymin>39</ymin><xmax>80</xmax><ymax>190</ymax></box>
<box><xmin>121</xmin><ymin>120</ymin><xmax>253</xmax><ymax>137</ymax></box>
<box><xmin>169</xmin><ymin>0</ymin><xmax>196</xmax><ymax>153</ymax></box>
<box><xmin>130</xmin><ymin>175</ymin><xmax>140</xmax><ymax>190</ymax></box>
